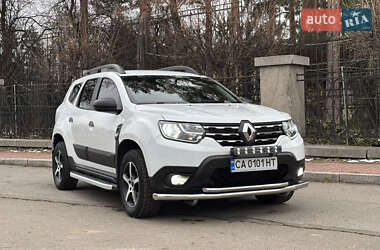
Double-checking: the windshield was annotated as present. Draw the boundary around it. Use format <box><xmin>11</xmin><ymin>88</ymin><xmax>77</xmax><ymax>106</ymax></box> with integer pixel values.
<box><xmin>122</xmin><ymin>76</ymin><xmax>241</xmax><ymax>104</ymax></box>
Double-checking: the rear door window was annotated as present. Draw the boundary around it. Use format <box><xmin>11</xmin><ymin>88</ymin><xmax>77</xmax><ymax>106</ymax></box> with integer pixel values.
<box><xmin>78</xmin><ymin>79</ymin><xmax>97</xmax><ymax>110</ymax></box>
<box><xmin>68</xmin><ymin>83</ymin><xmax>81</xmax><ymax>103</ymax></box>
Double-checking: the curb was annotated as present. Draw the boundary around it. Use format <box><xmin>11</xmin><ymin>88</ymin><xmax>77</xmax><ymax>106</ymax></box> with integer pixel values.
<box><xmin>305</xmin><ymin>144</ymin><xmax>380</xmax><ymax>159</ymax></box>
<box><xmin>0</xmin><ymin>139</ymin><xmax>51</xmax><ymax>148</ymax></box>
<box><xmin>1</xmin><ymin>158</ymin><xmax>380</xmax><ymax>185</ymax></box>
<box><xmin>0</xmin><ymin>158</ymin><xmax>51</xmax><ymax>168</ymax></box>
<box><xmin>303</xmin><ymin>171</ymin><xmax>380</xmax><ymax>185</ymax></box>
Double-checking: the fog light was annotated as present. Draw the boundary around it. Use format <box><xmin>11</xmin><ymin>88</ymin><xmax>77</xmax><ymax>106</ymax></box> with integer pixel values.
<box><xmin>170</xmin><ymin>175</ymin><xmax>190</xmax><ymax>186</ymax></box>
<box><xmin>297</xmin><ymin>167</ymin><xmax>304</xmax><ymax>177</ymax></box>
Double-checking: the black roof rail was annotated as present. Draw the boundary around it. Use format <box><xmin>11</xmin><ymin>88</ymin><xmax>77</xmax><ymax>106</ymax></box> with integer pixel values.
<box><xmin>83</xmin><ymin>64</ymin><xmax>125</xmax><ymax>76</ymax></box>
<box><xmin>158</xmin><ymin>66</ymin><xmax>199</xmax><ymax>75</ymax></box>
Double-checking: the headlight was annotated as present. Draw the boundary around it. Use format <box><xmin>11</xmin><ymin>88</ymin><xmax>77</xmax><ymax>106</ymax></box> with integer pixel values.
<box><xmin>158</xmin><ymin>121</ymin><xmax>205</xmax><ymax>143</ymax></box>
<box><xmin>282</xmin><ymin>120</ymin><xmax>298</xmax><ymax>139</ymax></box>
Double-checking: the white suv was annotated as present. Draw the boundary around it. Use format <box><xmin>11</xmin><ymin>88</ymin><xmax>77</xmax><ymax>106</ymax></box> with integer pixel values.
<box><xmin>52</xmin><ymin>64</ymin><xmax>308</xmax><ymax>218</ymax></box>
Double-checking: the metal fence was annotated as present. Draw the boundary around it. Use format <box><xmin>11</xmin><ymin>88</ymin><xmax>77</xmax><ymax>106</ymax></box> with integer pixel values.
<box><xmin>217</xmin><ymin>72</ymin><xmax>260</xmax><ymax>104</ymax></box>
<box><xmin>2</xmin><ymin>63</ymin><xmax>379</xmax><ymax>146</ymax></box>
<box><xmin>0</xmin><ymin>83</ymin><xmax>70</xmax><ymax>138</ymax></box>
<box><xmin>0</xmin><ymin>74</ymin><xmax>260</xmax><ymax>139</ymax></box>
<box><xmin>300</xmin><ymin>62</ymin><xmax>380</xmax><ymax>146</ymax></box>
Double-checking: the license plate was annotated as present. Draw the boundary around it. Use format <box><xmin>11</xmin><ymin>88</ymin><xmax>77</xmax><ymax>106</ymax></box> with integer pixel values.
<box><xmin>230</xmin><ymin>157</ymin><xmax>278</xmax><ymax>173</ymax></box>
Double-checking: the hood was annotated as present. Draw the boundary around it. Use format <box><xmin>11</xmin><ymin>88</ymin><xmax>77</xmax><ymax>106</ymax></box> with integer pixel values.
<box><xmin>135</xmin><ymin>103</ymin><xmax>291</xmax><ymax>124</ymax></box>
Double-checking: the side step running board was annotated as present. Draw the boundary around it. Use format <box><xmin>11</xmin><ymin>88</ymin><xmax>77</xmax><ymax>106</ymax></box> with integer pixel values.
<box><xmin>70</xmin><ymin>172</ymin><xmax>117</xmax><ymax>190</ymax></box>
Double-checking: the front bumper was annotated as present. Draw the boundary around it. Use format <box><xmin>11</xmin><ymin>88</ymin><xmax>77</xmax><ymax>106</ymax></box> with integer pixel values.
<box><xmin>150</xmin><ymin>152</ymin><xmax>306</xmax><ymax>195</ymax></box>
<box><xmin>153</xmin><ymin>181</ymin><xmax>308</xmax><ymax>200</ymax></box>
<box><xmin>144</xmin><ymin>133</ymin><xmax>305</xmax><ymax>178</ymax></box>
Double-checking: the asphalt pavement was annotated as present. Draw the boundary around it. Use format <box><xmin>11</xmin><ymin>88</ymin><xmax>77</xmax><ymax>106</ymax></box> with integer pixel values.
<box><xmin>1</xmin><ymin>165</ymin><xmax>380</xmax><ymax>249</ymax></box>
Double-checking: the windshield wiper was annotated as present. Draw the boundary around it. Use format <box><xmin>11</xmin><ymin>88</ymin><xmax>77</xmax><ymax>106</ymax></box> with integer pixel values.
<box><xmin>138</xmin><ymin>101</ymin><xmax>188</xmax><ymax>104</ymax></box>
<box><xmin>191</xmin><ymin>101</ymin><xmax>222</xmax><ymax>103</ymax></box>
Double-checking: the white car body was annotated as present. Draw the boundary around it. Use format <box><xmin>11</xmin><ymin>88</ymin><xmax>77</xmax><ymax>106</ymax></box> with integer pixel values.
<box><xmin>52</xmin><ymin>65</ymin><xmax>308</xmax><ymax>216</ymax></box>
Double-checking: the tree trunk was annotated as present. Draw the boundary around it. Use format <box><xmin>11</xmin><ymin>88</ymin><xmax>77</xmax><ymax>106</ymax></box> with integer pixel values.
<box><xmin>205</xmin><ymin>0</ymin><xmax>213</xmax><ymax>74</ymax></box>
<box><xmin>231</xmin><ymin>0</ymin><xmax>240</xmax><ymax>38</ymax></box>
<box><xmin>269</xmin><ymin>0</ymin><xmax>276</xmax><ymax>42</ymax></box>
<box><xmin>137</xmin><ymin>0</ymin><xmax>149</xmax><ymax>69</ymax></box>
<box><xmin>289</xmin><ymin>0</ymin><xmax>296</xmax><ymax>42</ymax></box>
<box><xmin>0</xmin><ymin>0</ymin><xmax>5</xmax><ymax>47</ymax></box>
<box><xmin>169</xmin><ymin>0</ymin><xmax>181</xmax><ymax>64</ymax></box>
<box><xmin>169</xmin><ymin>0</ymin><xmax>181</xmax><ymax>32</ymax></box>
<box><xmin>326</xmin><ymin>0</ymin><xmax>341</xmax><ymax>126</ymax></box>
<box><xmin>80</xmin><ymin>0</ymin><xmax>88</xmax><ymax>70</ymax></box>
<box><xmin>0</xmin><ymin>0</ymin><xmax>5</xmax><ymax>133</ymax></box>
<box><xmin>1</xmin><ymin>0</ymin><xmax>7</xmax><ymax>81</ymax></box>
<box><xmin>230</xmin><ymin>0</ymin><xmax>240</xmax><ymax>92</ymax></box>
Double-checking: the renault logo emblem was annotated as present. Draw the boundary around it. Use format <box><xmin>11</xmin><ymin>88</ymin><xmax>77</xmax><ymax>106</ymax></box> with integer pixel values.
<box><xmin>238</xmin><ymin>120</ymin><xmax>256</xmax><ymax>145</ymax></box>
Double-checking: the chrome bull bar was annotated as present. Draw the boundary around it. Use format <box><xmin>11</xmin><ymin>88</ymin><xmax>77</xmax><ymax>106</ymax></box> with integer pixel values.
<box><xmin>152</xmin><ymin>181</ymin><xmax>309</xmax><ymax>201</ymax></box>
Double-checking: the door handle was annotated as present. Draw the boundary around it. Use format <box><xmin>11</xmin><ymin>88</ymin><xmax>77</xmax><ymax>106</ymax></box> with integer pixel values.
<box><xmin>69</xmin><ymin>117</ymin><xmax>73</xmax><ymax>123</ymax></box>
<box><xmin>89</xmin><ymin>121</ymin><xmax>94</xmax><ymax>127</ymax></box>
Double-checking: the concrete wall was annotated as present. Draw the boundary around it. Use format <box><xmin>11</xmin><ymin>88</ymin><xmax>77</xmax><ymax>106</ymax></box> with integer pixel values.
<box><xmin>255</xmin><ymin>55</ymin><xmax>309</xmax><ymax>136</ymax></box>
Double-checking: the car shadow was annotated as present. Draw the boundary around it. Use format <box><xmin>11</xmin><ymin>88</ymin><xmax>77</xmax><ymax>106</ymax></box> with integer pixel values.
<box><xmin>72</xmin><ymin>183</ymin><xmax>301</xmax><ymax>221</ymax></box>
<box><xmin>70</xmin><ymin>182</ymin><xmax>122</xmax><ymax>208</ymax></box>
<box><xmin>159</xmin><ymin>198</ymin><xmax>297</xmax><ymax>220</ymax></box>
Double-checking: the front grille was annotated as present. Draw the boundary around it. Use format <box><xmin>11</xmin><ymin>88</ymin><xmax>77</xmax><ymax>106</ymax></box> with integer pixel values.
<box><xmin>202</xmin><ymin>122</ymin><xmax>285</xmax><ymax>146</ymax></box>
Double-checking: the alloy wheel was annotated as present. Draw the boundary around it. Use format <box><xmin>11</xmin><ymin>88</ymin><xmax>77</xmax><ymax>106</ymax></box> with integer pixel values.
<box><xmin>54</xmin><ymin>150</ymin><xmax>63</xmax><ymax>182</ymax></box>
<box><xmin>122</xmin><ymin>162</ymin><xmax>140</xmax><ymax>207</ymax></box>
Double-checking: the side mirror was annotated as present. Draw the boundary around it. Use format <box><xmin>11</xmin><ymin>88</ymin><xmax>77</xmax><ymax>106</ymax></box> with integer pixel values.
<box><xmin>240</xmin><ymin>97</ymin><xmax>254</xmax><ymax>104</ymax></box>
<box><xmin>93</xmin><ymin>98</ymin><xmax>120</xmax><ymax>113</ymax></box>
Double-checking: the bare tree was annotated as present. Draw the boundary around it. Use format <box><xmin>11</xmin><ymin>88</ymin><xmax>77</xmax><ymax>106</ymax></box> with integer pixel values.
<box><xmin>80</xmin><ymin>0</ymin><xmax>88</xmax><ymax>69</ymax></box>
<box><xmin>2</xmin><ymin>0</ymin><xmax>380</xmax><ymax>88</ymax></box>
<box><xmin>0</xmin><ymin>0</ymin><xmax>51</xmax><ymax>84</ymax></box>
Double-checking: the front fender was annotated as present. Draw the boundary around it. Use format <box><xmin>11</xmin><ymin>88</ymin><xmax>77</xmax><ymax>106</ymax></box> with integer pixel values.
<box><xmin>118</xmin><ymin>115</ymin><xmax>161</xmax><ymax>176</ymax></box>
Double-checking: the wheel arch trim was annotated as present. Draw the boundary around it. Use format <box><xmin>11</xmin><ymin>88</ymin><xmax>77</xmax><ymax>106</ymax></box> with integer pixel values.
<box><xmin>52</xmin><ymin>132</ymin><xmax>66</xmax><ymax>149</ymax></box>
<box><xmin>116</xmin><ymin>137</ymin><xmax>146</xmax><ymax>178</ymax></box>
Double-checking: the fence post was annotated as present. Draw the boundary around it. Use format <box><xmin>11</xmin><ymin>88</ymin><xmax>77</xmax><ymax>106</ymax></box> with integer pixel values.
<box><xmin>341</xmin><ymin>66</ymin><xmax>349</xmax><ymax>145</ymax></box>
<box><xmin>254</xmin><ymin>55</ymin><xmax>309</xmax><ymax>136</ymax></box>
<box><xmin>13</xmin><ymin>84</ymin><xmax>17</xmax><ymax>136</ymax></box>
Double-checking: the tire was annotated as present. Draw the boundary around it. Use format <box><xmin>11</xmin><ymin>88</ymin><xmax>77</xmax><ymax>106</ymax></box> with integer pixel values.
<box><xmin>256</xmin><ymin>191</ymin><xmax>294</xmax><ymax>204</ymax></box>
<box><xmin>119</xmin><ymin>149</ymin><xmax>160</xmax><ymax>218</ymax></box>
<box><xmin>52</xmin><ymin>141</ymin><xmax>78</xmax><ymax>190</ymax></box>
